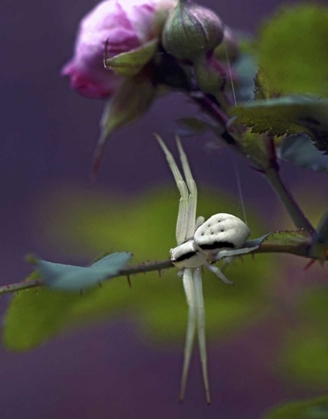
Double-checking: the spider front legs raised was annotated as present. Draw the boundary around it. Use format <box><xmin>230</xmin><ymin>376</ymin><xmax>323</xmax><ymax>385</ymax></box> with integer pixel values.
<box><xmin>156</xmin><ymin>134</ymin><xmax>252</xmax><ymax>404</ymax></box>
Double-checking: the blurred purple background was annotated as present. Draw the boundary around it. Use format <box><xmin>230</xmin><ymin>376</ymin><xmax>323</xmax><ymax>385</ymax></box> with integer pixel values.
<box><xmin>1</xmin><ymin>0</ymin><xmax>328</xmax><ymax>418</ymax></box>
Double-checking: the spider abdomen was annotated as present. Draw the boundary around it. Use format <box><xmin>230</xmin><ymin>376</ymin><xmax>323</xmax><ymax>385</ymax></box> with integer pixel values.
<box><xmin>194</xmin><ymin>213</ymin><xmax>250</xmax><ymax>252</ymax></box>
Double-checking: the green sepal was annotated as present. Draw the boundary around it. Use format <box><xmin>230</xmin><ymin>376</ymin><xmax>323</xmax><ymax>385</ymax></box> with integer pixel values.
<box><xmin>93</xmin><ymin>75</ymin><xmax>155</xmax><ymax>177</ymax></box>
<box><xmin>104</xmin><ymin>39</ymin><xmax>158</xmax><ymax>76</ymax></box>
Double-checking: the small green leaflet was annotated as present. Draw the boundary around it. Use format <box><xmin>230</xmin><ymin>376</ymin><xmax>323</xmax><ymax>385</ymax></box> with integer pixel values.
<box><xmin>36</xmin><ymin>252</ymin><xmax>133</xmax><ymax>292</ymax></box>
<box><xmin>92</xmin><ymin>76</ymin><xmax>155</xmax><ymax>178</ymax></box>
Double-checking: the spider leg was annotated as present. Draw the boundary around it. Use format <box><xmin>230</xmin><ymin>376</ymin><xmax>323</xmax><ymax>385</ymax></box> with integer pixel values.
<box><xmin>205</xmin><ymin>263</ymin><xmax>234</xmax><ymax>285</ymax></box>
<box><xmin>180</xmin><ymin>268</ymin><xmax>197</xmax><ymax>403</ymax></box>
<box><xmin>195</xmin><ymin>216</ymin><xmax>205</xmax><ymax>230</ymax></box>
<box><xmin>193</xmin><ymin>268</ymin><xmax>211</xmax><ymax>404</ymax></box>
<box><xmin>215</xmin><ymin>245</ymin><xmax>259</xmax><ymax>261</ymax></box>
<box><xmin>156</xmin><ymin>135</ymin><xmax>189</xmax><ymax>244</ymax></box>
<box><xmin>176</xmin><ymin>136</ymin><xmax>197</xmax><ymax>238</ymax></box>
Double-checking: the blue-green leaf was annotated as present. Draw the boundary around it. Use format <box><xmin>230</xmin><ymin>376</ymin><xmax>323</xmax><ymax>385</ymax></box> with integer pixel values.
<box><xmin>279</xmin><ymin>134</ymin><xmax>328</xmax><ymax>172</ymax></box>
<box><xmin>37</xmin><ymin>252</ymin><xmax>132</xmax><ymax>292</ymax></box>
<box><xmin>233</xmin><ymin>53</ymin><xmax>258</xmax><ymax>103</ymax></box>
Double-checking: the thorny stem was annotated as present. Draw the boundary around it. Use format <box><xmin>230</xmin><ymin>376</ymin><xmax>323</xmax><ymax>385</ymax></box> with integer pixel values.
<box><xmin>263</xmin><ymin>136</ymin><xmax>315</xmax><ymax>234</ymax></box>
<box><xmin>195</xmin><ymin>94</ymin><xmax>316</xmax><ymax>235</ymax></box>
<box><xmin>265</xmin><ymin>167</ymin><xmax>315</xmax><ymax>234</ymax></box>
<box><xmin>0</xmin><ymin>235</ymin><xmax>325</xmax><ymax>297</ymax></box>
<box><xmin>0</xmin><ymin>259</ymin><xmax>173</xmax><ymax>296</ymax></box>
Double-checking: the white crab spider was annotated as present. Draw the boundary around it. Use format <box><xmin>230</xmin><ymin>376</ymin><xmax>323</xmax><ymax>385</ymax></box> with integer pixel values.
<box><xmin>156</xmin><ymin>134</ymin><xmax>258</xmax><ymax>404</ymax></box>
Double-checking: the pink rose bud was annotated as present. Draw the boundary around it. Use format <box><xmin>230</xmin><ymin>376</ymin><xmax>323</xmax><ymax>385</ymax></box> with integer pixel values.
<box><xmin>62</xmin><ymin>0</ymin><xmax>177</xmax><ymax>98</ymax></box>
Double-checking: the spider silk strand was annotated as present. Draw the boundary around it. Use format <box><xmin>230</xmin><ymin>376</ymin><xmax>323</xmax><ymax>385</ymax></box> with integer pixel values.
<box><xmin>224</xmin><ymin>42</ymin><xmax>248</xmax><ymax>224</ymax></box>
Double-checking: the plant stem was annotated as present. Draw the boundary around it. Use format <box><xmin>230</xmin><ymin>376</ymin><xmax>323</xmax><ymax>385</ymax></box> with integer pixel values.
<box><xmin>0</xmin><ymin>232</ymin><xmax>322</xmax><ymax>297</ymax></box>
<box><xmin>264</xmin><ymin>167</ymin><xmax>315</xmax><ymax>234</ymax></box>
<box><xmin>192</xmin><ymin>93</ymin><xmax>244</xmax><ymax>152</ymax></box>
<box><xmin>196</xmin><ymin>93</ymin><xmax>315</xmax><ymax>234</ymax></box>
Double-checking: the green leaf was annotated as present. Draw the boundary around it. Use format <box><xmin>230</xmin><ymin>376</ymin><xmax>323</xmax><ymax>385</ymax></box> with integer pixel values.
<box><xmin>36</xmin><ymin>252</ymin><xmax>132</xmax><ymax>292</ymax></box>
<box><xmin>233</xmin><ymin>96</ymin><xmax>328</xmax><ymax>153</ymax></box>
<box><xmin>279</xmin><ymin>326</ymin><xmax>328</xmax><ymax>387</ymax></box>
<box><xmin>259</xmin><ymin>230</ymin><xmax>312</xmax><ymax>257</ymax></box>
<box><xmin>3</xmin><ymin>188</ymin><xmax>277</xmax><ymax>351</ymax></box>
<box><xmin>279</xmin><ymin>134</ymin><xmax>328</xmax><ymax>172</ymax></box>
<box><xmin>299</xmin><ymin>290</ymin><xmax>328</xmax><ymax>328</ymax></box>
<box><xmin>241</xmin><ymin>131</ymin><xmax>270</xmax><ymax>170</ymax></box>
<box><xmin>93</xmin><ymin>75</ymin><xmax>155</xmax><ymax>177</ymax></box>
<box><xmin>254</xmin><ymin>69</ymin><xmax>278</xmax><ymax>100</ymax></box>
<box><xmin>263</xmin><ymin>230</ymin><xmax>312</xmax><ymax>245</ymax></box>
<box><xmin>3</xmin><ymin>288</ymin><xmax>79</xmax><ymax>351</ymax></box>
<box><xmin>105</xmin><ymin>40</ymin><xmax>158</xmax><ymax>76</ymax></box>
<box><xmin>258</xmin><ymin>4</ymin><xmax>328</xmax><ymax>97</ymax></box>
<box><xmin>264</xmin><ymin>395</ymin><xmax>328</xmax><ymax>419</ymax></box>
<box><xmin>278</xmin><ymin>289</ymin><xmax>328</xmax><ymax>389</ymax></box>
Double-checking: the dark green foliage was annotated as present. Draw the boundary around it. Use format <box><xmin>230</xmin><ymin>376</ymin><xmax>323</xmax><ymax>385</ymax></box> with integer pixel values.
<box><xmin>233</xmin><ymin>96</ymin><xmax>328</xmax><ymax>153</ymax></box>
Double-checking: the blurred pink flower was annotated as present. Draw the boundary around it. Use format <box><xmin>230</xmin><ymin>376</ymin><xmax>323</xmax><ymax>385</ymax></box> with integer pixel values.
<box><xmin>62</xmin><ymin>0</ymin><xmax>177</xmax><ymax>98</ymax></box>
